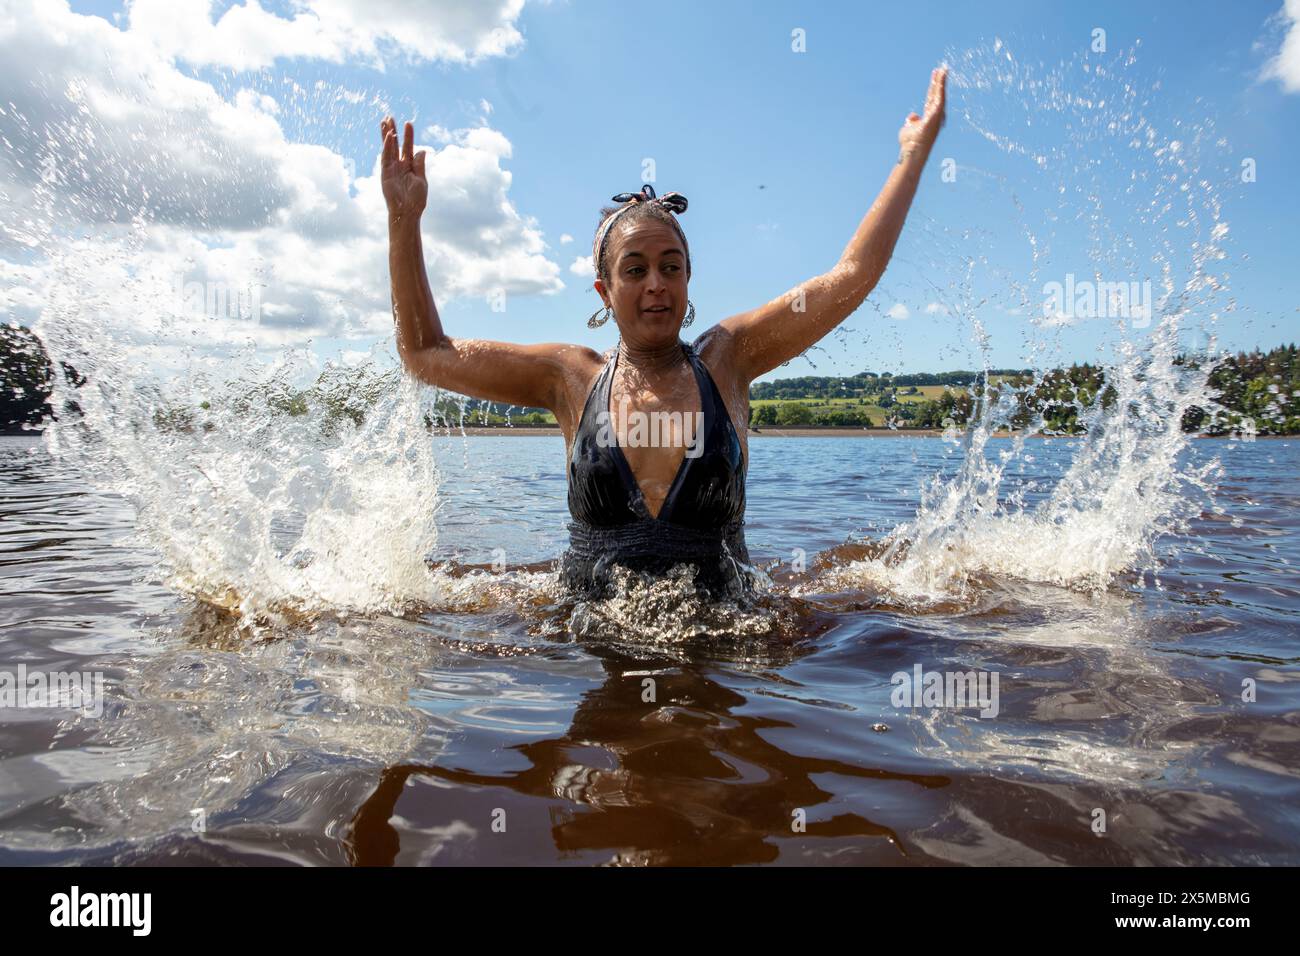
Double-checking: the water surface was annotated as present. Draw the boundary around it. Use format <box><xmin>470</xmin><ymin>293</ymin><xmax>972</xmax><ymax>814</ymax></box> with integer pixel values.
<box><xmin>1</xmin><ymin>433</ymin><xmax>1295</xmax><ymax>865</ymax></box>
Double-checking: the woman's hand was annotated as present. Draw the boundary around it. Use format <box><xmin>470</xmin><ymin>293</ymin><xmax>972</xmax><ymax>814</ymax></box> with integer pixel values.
<box><xmin>381</xmin><ymin>116</ymin><xmax>427</xmax><ymax>221</ymax></box>
<box><xmin>898</xmin><ymin>66</ymin><xmax>947</xmax><ymax>162</ymax></box>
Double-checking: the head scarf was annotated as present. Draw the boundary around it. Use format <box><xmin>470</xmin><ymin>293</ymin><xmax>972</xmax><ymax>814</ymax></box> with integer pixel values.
<box><xmin>592</xmin><ymin>185</ymin><xmax>690</xmax><ymax>283</ymax></box>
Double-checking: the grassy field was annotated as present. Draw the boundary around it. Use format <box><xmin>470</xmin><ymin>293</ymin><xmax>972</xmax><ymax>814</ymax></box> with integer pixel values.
<box><xmin>894</xmin><ymin>385</ymin><xmax>950</xmax><ymax>403</ymax></box>
<box><xmin>749</xmin><ymin>396</ymin><xmax>892</xmax><ymax>421</ymax></box>
<box><xmin>477</xmin><ymin>380</ymin><xmax>1023</xmax><ymax>427</ymax></box>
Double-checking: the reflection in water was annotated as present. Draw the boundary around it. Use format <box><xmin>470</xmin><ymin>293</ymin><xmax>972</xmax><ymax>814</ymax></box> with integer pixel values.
<box><xmin>345</xmin><ymin>643</ymin><xmax>948</xmax><ymax>866</ymax></box>
<box><xmin>0</xmin><ymin>436</ymin><xmax>1297</xmax><ymax>865</ymax></box>
<box><xmin>337</xmin><ymin>567</ymin><xmax>1283</xmax><ymax>867</ymax></box>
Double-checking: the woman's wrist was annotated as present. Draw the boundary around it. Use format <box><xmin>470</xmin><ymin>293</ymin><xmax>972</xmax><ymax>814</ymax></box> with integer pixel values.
<box><xmin>897</xmin><ymin>139</ymin><xmax>934</xmax><ymax>168</ymax></box>
<box><xmin>388</xmin><ymin>210</ymin><xmax>423</xmax><ymax>237</ymax></box>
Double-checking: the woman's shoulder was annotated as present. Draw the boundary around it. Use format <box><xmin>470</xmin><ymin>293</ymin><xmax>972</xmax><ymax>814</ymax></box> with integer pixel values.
<box><xmin>690</xmin><ymin>325</ymin><xmax>741</xmax><ymax>382</ymax></box>
<box><xmin>690</xmin><ymin>321</ymin><xmax>737</xmax><ymax>352</ymax></box>
<box><xmin>554</xmin><ymin>343</ymin><xmax>608</xmax><ymax>371</ymax></box>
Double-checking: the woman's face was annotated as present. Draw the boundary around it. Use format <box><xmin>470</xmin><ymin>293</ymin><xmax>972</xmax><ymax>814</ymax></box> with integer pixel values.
<box><xmin>594</xmin><ymin>218</ymin><xmax>689</xmax><ymax>348</ymax></box>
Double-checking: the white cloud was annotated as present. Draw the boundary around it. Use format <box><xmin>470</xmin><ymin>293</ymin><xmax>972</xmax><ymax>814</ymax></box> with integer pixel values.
<box><xmin>569</xmin><ymin>255</ymin><xmax>594</xmax><ymax>277</ymax></box>
<box><xmin>459</xmin><ymin>126</ymin><xmax>513</xmax><ymax>159</ymax></box>
<box><xmin>886</xmin><ymin>302</ymin><xmax>910</xmax><ymax>320</ymax></box>
<box><xmin>0</xmin><ymin>0</ymin><xmax>563</xmax><ymax>350</ymax></box>
<box><xmin>559</xmin><ymin>233</ymin><xmax>573</xmax><ymax>244</ymax></box>
<box><xmin>0</xmin><ymin>2</ymin><xmax>292</xmax><ymax>233</ymax></box>
<box><xmin>127</xmin><ymin>0</ymin><xmax>529</xmax><ymax>71</ymax></box>
<box><xmin>924</xmin><ymin>302</ymin><xmax>947</xmax><ymax>315</ymax></box>
<box><xmin>1262</xmin><ymin>0</ymin><xmax>1300</xmax><ymax>92</ymax></box>
<box><xmin>0</xmin><ymin>261</ymin><xmax>45</xmax><ymax>326</ymax></box>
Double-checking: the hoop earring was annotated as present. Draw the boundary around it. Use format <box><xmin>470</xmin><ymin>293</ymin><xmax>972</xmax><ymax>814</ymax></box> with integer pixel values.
<box><xmin>587</xmin><ymin>305</ymin><xmax>612</xmax><ymax>329</ymax></box>
<box><xmin>682</xmin><ymin>300</ymin><xmax>695</xmax><ymax>328</ymax></box>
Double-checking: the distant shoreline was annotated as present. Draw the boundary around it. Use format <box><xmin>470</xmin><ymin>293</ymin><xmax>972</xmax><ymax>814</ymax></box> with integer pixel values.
<box><xmin>433</xmin><ymin>426</ymin><xmax>1293</xmax><ymax>439</ymax></box>
<box><xmin>5</xmin><ymin>427</ymin><xmax>1292</xmax><ymax>440</ymax></box>
<box><xmin>444</xmin><ymin>426</ymin><xmax>952</xmax><ymax>437</ymax></box>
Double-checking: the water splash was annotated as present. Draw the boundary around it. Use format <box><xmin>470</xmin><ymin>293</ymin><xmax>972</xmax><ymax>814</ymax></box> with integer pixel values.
<box><xmin>814</xmin><ymin>327</ymin><xmax>1223</xmax><ymax>604</ymax></box>
<box><xmin>10</xmin><ymin>38</ymin><xmax>1248</xmax><ymax>625</ymax></box>
<box><xmin>802</xmin><ymin>40</ymin><xmax>1241</xmax><ymax>607</ymax></box>
<box><xmin>43</xmin><ymin>342</ymin><xmax>449</xmax><ymax>618</ymax></box>
<box><xmin>559</xmin><ymin>563</ymin><xmax>801</xmax><ymax>652</ymax></box>
<box><xmin>20</xmin><ymin>200</ymin><xmax>439</xmax><ymax>618</ymax></box>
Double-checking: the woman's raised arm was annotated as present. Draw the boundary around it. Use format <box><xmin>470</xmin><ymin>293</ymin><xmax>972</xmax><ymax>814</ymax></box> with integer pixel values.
<box><xmin>710</xmin><ymin>68</ymin><xmax>947</xmax><ymax>384</ymax></box>
<box><xmin>382</xmin><ymin>117</ymin><xmax>593</xmax><ymax>412</ymax></box>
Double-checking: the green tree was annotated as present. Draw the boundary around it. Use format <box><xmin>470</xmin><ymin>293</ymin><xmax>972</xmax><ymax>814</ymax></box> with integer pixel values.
<box><xmin>775</xmin><ymin>402</ymin><xmax>815</xmax><ymax>426</ymax></box>
<box><xmin>0</xmin><ymin>325</ymin><xmax>84</xmax><ymax>431</ymax></box>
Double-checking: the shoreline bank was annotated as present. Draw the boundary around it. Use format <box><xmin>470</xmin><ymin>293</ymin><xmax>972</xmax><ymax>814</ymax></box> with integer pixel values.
<box><xmin>5</xmin><ymin>428</ymin><xmax>1291</xmax><ymax>440</ymax></box>
<box><xmin>430</xmin><ymin>427</ymin><xmax>1292</xmax><ymax>439</ymax></box>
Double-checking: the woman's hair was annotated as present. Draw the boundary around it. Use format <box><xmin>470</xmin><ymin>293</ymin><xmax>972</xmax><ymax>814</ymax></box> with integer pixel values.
<box><xmin>593</xmin><ymin>201</ymin><xmax>691</xmax><ymax>286</ymax></box>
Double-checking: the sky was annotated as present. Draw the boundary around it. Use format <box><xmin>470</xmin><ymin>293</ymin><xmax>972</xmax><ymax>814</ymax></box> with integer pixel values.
<box><xmin>1</xmin><ymin>0</ymin><xmax>1297</xmax><ymax>383</ymax></box>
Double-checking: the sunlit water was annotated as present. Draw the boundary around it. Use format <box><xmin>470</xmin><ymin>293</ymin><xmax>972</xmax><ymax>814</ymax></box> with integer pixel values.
<box><xmin>0</xmin><ymin>434</ymin><xmax>1296</xmax><ymax>865</ymax></box>
<box><xmin>3</xmin><ymin>37</ymin><xmax>1297</xmax><ymax>863</ymax></box>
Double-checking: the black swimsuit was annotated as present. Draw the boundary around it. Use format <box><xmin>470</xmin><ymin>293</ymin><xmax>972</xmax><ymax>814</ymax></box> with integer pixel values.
<box><xmin>561</xmin><ymin>340</ymin><xmax>751</xmax><ymax>599</ymax></box>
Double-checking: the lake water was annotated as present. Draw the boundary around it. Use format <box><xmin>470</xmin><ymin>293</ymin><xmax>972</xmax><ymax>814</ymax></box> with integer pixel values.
<box><xmin>1</xmin><ymin>432</ymin><xmax>1296</xmax><ymax>866</ymax></box>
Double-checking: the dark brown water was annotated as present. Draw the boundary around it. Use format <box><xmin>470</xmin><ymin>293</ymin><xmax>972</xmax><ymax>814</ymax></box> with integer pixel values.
<box><xmin>0</xmin><ymin>433</ymin><xmax>1296</xmax><ymax>865</ymax></box>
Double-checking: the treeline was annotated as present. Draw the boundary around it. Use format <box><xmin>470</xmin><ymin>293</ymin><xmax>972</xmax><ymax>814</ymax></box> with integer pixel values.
<box><xmin>0</xmin><ymin>324</ymin><xmax>84</xmax><ymax>432</ymax></box>
<box><xmin>750</xmin><ymin>402</ymin><xmax>878</xmax><ymax>427</ymax></box>
<box><xmin>0</xmin><ymin>325</ymin><xmax>48</xmax><ymax>431</ymax></box>
<box><xmin>750</xmin><ymin>368</ymin><xmax>1032</xmax><ymax>400</ymax></box>
<box><xmin>1180</xmin><ymin>344</ymin><xmax>1300</xmax><ymax>435</ymax></box>
<box><xmin>748</xmin><ymin>346</ymin><xmax>1299</xmax><ymax>434</ymax></box>
<box><xmin>4</xmin><ymin>325</ymin><xmax>1296</xmax><ymax>435</ymax></box>
<box><xmin>0</xmin><ymin>326</ymin><xmax>554</xmax><ymax>432</ymax></box>
<box><xmin>897</xmin><ymin>363</ymin><xmax>1110</xmax><ymax>433</ymax></box>
<box><xmin>109</xmin><ymin>365</ymin><xmax>551</xmax><ymax>433</ymax></box>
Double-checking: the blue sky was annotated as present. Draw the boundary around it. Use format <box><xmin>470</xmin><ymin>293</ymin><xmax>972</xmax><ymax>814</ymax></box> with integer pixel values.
<box><xmin>13</xmin><ymin>1</ymin><xmax>1300</xmax><ymax>381</ymax></box>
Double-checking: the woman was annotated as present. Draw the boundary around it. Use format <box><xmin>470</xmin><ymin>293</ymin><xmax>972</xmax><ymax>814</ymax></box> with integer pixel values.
<box><xmin>382</xmin><ymin>67</ymin><xmax>947</xmax><ymax>600</ymax></box>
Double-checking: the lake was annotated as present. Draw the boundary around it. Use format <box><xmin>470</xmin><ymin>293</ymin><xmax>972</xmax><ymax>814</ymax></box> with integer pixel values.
<box><xmin>0</xmin><ymin>433</ymin><xmax>1296</xmax><ymax>865</ymax></box>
